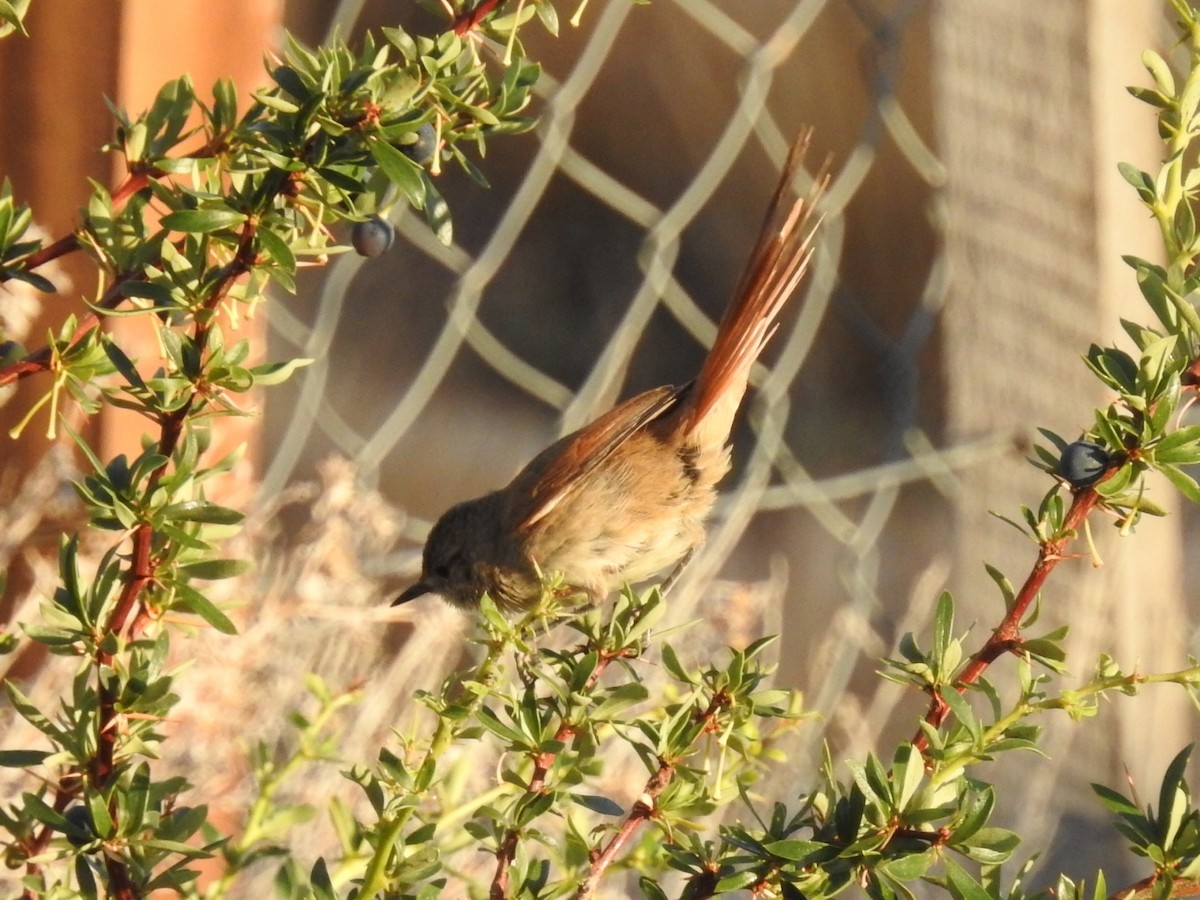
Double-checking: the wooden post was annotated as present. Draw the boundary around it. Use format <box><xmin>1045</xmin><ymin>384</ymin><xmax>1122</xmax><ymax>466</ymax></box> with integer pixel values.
<box><xmin>935</xmin><ymin>0</ymin><xmax>1186</xmax><ymax>878</ymax></box>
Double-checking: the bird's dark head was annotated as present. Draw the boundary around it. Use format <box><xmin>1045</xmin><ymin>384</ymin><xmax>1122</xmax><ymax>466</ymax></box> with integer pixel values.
<box><xmin>393</xmin><ymin>495</ymin><xmax>526</xmax><ymax>611</ymax></box>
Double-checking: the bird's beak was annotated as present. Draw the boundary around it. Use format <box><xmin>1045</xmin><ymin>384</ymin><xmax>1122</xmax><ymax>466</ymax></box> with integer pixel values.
<box><xmin>393</xmin><ymin>581</ymin><xmax>433</xmax><ymax>606</ymax></box>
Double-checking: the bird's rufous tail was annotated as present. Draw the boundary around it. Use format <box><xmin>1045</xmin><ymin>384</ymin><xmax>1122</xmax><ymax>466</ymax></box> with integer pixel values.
<box><xmin>684</xmin><ymin>131</ymin><xmax>826</xmax><ymax>443</ymax></box>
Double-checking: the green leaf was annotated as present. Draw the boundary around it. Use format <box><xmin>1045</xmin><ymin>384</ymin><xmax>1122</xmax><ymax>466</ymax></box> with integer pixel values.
<box><xmin>121</xmin><ymin>761</ymin><xmax>151</xmax><ymax>834</ymax></box>
<box><xmin>1153</xmin><ymin>425</ymin><xmax>1200</xmax><ymax>464</ymax></box>
<box><xmin>4</xmin><ymin>266</ymin><xmax>57</xmax><ymax>293</ymax></box>
<box><xmin>660</xmin><ymin>642</ymin><xmax>694</xmax><ymax>684</ymax></box>
<box><xmin>1156</xmin><ymin>744</ymin><xmax>1193</xmax><ymax>851</ymax></box>
<box><xmin>249</xmin><ymin>357</ymin><xmax>313</xmax><ymax>386</ymax></box>
<box><xmin>955</xmin><ymin>826</ymin><xmax>1020</xmax><ymax>864</ymax></box>
<box><xmin>983</xmin><ymin>564</ymin><xmax>1016</xmax><ymax>611</ymax></box>
<box><xmin>421</xmin><ymin>172</ymin><xmax>453</xmax><ymax>245</ymax></box>
<box><xmin>1094</xmin><ymin>461</ymin><xmax>1137</xmax><ymax>498</ymax></box>
<box><xmin>212</xmin><ymin>77</ymin><xmax>238</xmax><ymax>130</ymax></box>
<box><xmin>56</xmin><ymin>533</ymin><xmax>85</xmax><ymax>620</ymax></box>
<box><xmin>271</xmin><ymin>64</ymin><xmax>310</xmax><ymax>100</ymax></box>
<box><xmin>0</xmin><ymin>0</ymin><xmax>29</xmax><ymax>36</ymax></box>
<box><xmin>0</xmin><ymin>749</ymin><xmax>50</xmax><ymax>767</ymax></box>
<box><xmin>4</xmin><ymin>681</ymin><xmax>58</xmax><ymax>737</ymax></box>
<box><xmin>951</xmin><ymin>784</ymin><xmax>996</xmax><ymax>845</ymax></box>
<box><xmin>941</xmin><ymin>855</ymin><xmax>994</xmax><ymax>900</ymax></box>
<box><xmin>571</xmin><ymin>793</ymin><xmax>624</xmax><ymax>816</ymax></box>
<box><xmin>177</xmin><ymin>558</ymin><xmax>252</xmax><ymax>580</ymax></box>
<box><xmin>1128</xmin><ymin>257</ymin><xmax>1178</xmax><ymax>332</ymax></box>
<box><xmin>1022</xmin><ymin>637</ymin><xmax>1068</xmax><ymax>673</ymax></box>
<box><xmin>251</xmin><ymin>88</ymin><xmax>299</xmax><ymax>113</ymax></box>
<box><xmin>940</xmin><ymin>687</ymin><xmax>980</xmax><ymax>742</ymax></box>
<box><xmin>848</xmin><ymin>756</ymin><xmax>891</xmax><ymax>810</ymax></box>
<box><xmin>932</xmin><ymin>591</ymin><xmax>953</xmax><ymax>661</ymax></box>
<box><xmin>1162</xmin><ymin>280</ymin><xmax>1200</xmax><ymax>341</ymax></box>
<box><xmin>1118</xmin><ymin>162</ymin><xmax>1158</xmax><ymax>203</ymax></box>
<box><xmin>161</xmin><ymin>500</ymin><xmax>245</xmax><ymax>525</ymax></box>
<box><xmin>1143</xmin><ymin>49</ymin><xmax>1177</xmax><ymax>97</ymax></box>
<box><xmin>88</xmin><ymin>790</ymin><xmax>114</xmax><ymax>839</ymax></box>
<box><xmin>311</xmin><ymin>858</ymin><xmax>336</xmax><ymax>900</ymax></box>
<box><xmin>762</xmin><ymin>838</ymin><xmax>828</xmax><ymax>862</ymax></box>
<box><xmin>1085</xmin><ymin>345</ymin><xmax>1138</xmax><ymax>392</ymax></box>
<box><xmin>75</xmin><ymin>856</ymin><xmax>99</xmax><ymax>899</ymax></box>
<box><xmin>160</xmin><ymin>208</ymin><xmax>248</xmax><ymax>234</ymax></box>
<box><xmin>1136</xmin><ymin>334</ymin><xmax>1179</xmax><ymax>397</ymax></box>
<box><xmin>878</xmin><ymin>848</ymin><xmax>936</xmax><ymax>882</ymax></box>
<box><xmin>892</xmin><ymin>744</ymin><xmax>924</xmax><ymax>812</ymax></box>
<box><xmin>257</xmin><ymin>226</ymin><xmax>297</xmax><ymax>273</ymax></box>
<box><xmin>714</xmin><ymin>870</ymin><xmax>760</xmax><ymax>893</ymax></box>
<box><xmin>171</xmin><ymin>582</ymin><xmax>238</xmax><ymax>634</ymax></box>
<box><xmin>534</xmin><ymin>0</ymin><xmax>560</xmax><ymax>34</ymax></box>
<box><xmin>1092</xmin><ymin>782</ymin><xmax>1141</xmax><ymax>817</ymax></box>
<box><xmin>475</xmin><ymin>706</ymin><xmax>530</xmax><ymax>747</ymax></box>
<box><xmin>1159</xmin><ymin>463</ymin><xmax>1200</xmax><ymax>504</ymax></box>
<box><xmin>23</xmin><ymin>793</ymin><xmax>71</xmax><ymax>832</ymax></box>
<box><xmin>369</xmin><ymin>137</ymin><xmax>427</xmax><ymax>208</ymax></box>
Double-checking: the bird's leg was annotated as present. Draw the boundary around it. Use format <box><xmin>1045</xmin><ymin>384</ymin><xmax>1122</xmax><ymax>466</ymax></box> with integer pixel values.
<box><xmin>660</xmin><ymin>546</ymin><xmax>697</xmax><ymax>597</ymax></box>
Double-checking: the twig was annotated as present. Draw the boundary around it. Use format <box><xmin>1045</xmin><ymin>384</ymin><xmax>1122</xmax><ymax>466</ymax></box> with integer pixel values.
<box><xmin>0</xmin><ymin>233</ymin><xmax>81</xmax><ymax>286</ymax></box>
<box><xmin>913</xmin><ymin>483</ymin><xmax>1104</xmax><ymax>752</ymax></box>
<box><xmin>452</xmin><ymin>0</ymin><xmax>505</xmax><ymax>35</ymax></box>
<box><xmin>489</xmin><ymin>647</ymin><xmax>629</xmax><ymax>900</ymax></box>
<box><xmin>570</xmin><ymin>691</ymin><xmax>729</xmax><ymax>900</ymax></box>
<box><xmin>79</xmin><ymin>220</ymin><xmax>259</xmax><ymax>896</ymax></box>
<box><xmin>571</xmin><ymin>758</ymin><xmax>675</xmax><ymax>900</ymax></box>
<box><xmin>1113</xmin><ymin>876</ymin><xmax>1200</xmax><ymax>900</ymax></box>
<box><xmin>0</xmin><ymin>167</ymin><xmax>156</xmax><ymax>293</ymax></box>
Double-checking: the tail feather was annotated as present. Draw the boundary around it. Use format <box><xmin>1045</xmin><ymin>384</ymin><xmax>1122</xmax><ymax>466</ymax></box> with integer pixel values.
<box><xmin>685</xmin><ymin>131</ymin><xmax>826</xmax><ymax>439</ymax></box>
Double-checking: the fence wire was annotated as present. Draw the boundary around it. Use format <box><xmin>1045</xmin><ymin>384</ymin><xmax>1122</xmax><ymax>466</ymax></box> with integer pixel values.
<box><xmin>236</xmin><ymin>0</ymin><xmax>1024</xmax><ymax>887</ymax></box>
<box><xmin>244</xmin><ymin>0</ymin><xmax>1026</xmax><ymax>881</ymax></box>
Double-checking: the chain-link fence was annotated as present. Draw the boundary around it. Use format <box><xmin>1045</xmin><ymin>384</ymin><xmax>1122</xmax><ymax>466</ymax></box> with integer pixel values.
<box><xmin>260</xmin><ymin>0</ymin><xmax>965</xmax><ymax>740</ymax></box>
<box><xmin>253</xmin><ymin>0</ymin><xmax>978</xmax><ymax>879</ymax></box>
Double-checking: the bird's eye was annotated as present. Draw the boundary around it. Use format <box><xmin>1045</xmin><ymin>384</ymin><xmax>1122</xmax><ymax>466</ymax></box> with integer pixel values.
<box><xmin>433</xmin><ymin>563</ymin><xmax>451</xmax><ymax>579</ymax></box>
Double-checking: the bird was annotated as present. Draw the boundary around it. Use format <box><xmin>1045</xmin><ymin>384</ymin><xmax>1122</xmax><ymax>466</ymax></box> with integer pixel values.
<box><xmin>395</xmin><ymin>132</ymin><xmax>826</xmax><ymax>613</ymax></box>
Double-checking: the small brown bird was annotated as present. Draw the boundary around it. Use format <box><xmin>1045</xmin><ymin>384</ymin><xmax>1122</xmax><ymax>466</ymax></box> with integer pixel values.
<box><xmin>396</xmin><ymin>133</ymin><xmax>825</xmax><ymax>612</ymax></box>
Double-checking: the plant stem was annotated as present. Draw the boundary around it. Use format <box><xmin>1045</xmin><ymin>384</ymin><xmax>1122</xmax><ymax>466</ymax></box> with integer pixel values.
<box><xmin>914</xmin><ymin>486</ymin><xmax>1103</xmax><ymax>753</ymax></box>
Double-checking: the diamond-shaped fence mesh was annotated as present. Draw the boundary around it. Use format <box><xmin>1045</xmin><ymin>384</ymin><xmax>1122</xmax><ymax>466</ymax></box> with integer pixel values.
<box><xmin>232</xmin><ymin>0</ymin><xmax>1186</xmax><ymax>886</ymax></box>
<box><xmin>261</xmin><ymin>0</ymin><xmax>969</xmax><ymax>748</ymax></box>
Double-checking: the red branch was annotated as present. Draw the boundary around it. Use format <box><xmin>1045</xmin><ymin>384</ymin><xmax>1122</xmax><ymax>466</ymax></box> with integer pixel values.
<box><xmin>111</xmin><ymin>170</ymin><xmax>151</xmax><ymax>208</ymax></box>
<box><xmin>912</xmin><ymin>484</ymin><xmax>1104</xmax><ymax>752</ymax></box>
<box><xmin>0</xmin><ymin>233</ymin><xmax>81</xmax><ymax>286</ymax></box>
<box><xmin>571</xmin><ymin>759</ymin><xmax>676</xmax><ymax>900</ymax></box>
<box><xmin>452</xmin><ymin>0</ymin><xmax>504</xmax><ymax>35</ymax></box>
<box><xmin>1112</xmin><ymin>876</ymin><xmax>1200</xmax><ymax>900</ymax></box>
<box><xmin>78</xmin><ymin>220</ymin><xmax>258</xmax><ymax>898</ymax></box>
<box><xmin>489</xmin><ymin>648</ymin><xmax>631</xmax><ymax>900</ymax></box>
<box><xmin>0</xmin><ymin>272</ymin><xmax>147</xmax><ymax>387</ymax></box>
<box><xmin>569</xmin><ymin>692</ymin><xmax>729</xmax><ymax>900</ymax></box>
<box><xmin>101</xmin><ymin>220</ymin><xmax>257</xmax><ymax>649</ymax></box>
<box><xmin>4</xmin><ymin>70</ymin><xmax>242</xmax><ymax>900</ymax></box>
<box><xmin>0</xmin><ymin>167</ymin><xmax>152</xmax><ymax>296</ymax></box>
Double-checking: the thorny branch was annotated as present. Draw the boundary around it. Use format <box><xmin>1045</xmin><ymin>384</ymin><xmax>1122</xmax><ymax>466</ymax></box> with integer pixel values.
<box><xmin>913</xmin><ymin>485</ymin><xmax>1105</xmax><ymax>752</ymax></box>
<box><xmin>489</xmin><ymin>645</ymin><xmax>635</xmax><ymax>900</ymax></box>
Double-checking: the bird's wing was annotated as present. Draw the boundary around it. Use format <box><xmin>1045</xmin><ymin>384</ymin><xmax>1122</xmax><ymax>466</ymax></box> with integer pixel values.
<box><xmin>516</xmin><ymin>384</ymin><xmax>685</xmax><ymax>531</ymax></box>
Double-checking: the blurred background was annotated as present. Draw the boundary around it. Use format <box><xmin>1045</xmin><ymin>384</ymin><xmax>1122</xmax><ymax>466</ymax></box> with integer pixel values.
<box><xmin>0</xmin><ymin>0</ymin><xmax>1195</xmax><ymax>893</ymax></box>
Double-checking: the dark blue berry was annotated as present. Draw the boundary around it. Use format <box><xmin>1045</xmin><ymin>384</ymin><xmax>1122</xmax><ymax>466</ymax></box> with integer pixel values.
<box><xmin>350</xmin><ymin>215</ymin><xmax>396</xmax><ymax>258</ymax></box>
<box><xmin>62</xmin><ymin>805</ymin><xmax>94</xmax><ymax>847</ymax></box>
<box><xmin>398</xmin><ymin>122</ymin><xmax>437</xmax><ymax>166</ymax></box>
<box><xmin>1059</xmin><ymin>440</ymin><xmax>1109</xmax><ymax>487</ymax></box>
<box><xmin>0</xmin><ymin>341</ymin><xmax>23</xmax><ymax>364</ymax></box>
